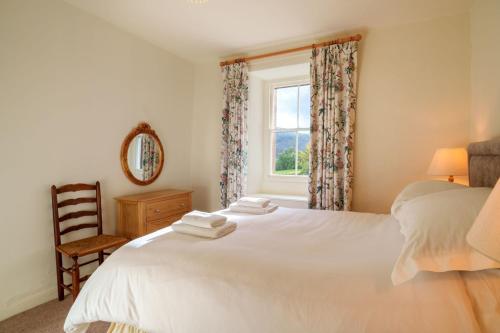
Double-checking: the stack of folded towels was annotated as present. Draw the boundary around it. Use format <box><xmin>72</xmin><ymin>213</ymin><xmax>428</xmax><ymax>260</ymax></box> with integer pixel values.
<box><xmin>229</xmin><ymin>196</ymin><xmax>278</xmax><ymax>214</ymax></box>
<box><xmin>172</xmin><ymin>211</ymin><xmax>236</xmax><ymax>239</ymax></box>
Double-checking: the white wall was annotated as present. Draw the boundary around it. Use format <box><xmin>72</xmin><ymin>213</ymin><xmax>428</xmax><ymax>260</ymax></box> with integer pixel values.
<box><xmin>0</xmin><ymin>0</ymin><xmax>194</xmax><ymax>320</ymax></box>
<box><xmin>470</xmin><ymin>0</ymin><xmax>500</xmax><ymax>141</ymax></box>
<box><xmin>354</xmin><ymin>13</ymin><xmax>470</xmax><ymax>212</ymax></box>
<box><xmin>191</xmin><ymin>14</ymin><xmax>471</xmax><ymax>213</ymax></box>
<box><xmin>190</xmin><ymin>64</ymin><xmax>223</xmax><ymax>211</ymax></box>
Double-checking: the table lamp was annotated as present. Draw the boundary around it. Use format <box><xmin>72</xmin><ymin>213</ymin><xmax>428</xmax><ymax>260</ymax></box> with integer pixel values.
<box><xmin>467</xmin><ymin>179</ymin><xmax>500</xmax><ymax>262</ymax></box>
<box><xmin>427</xmin><ymin>147</ymin><xmax>468</xmax><ymax>182</ymax></box>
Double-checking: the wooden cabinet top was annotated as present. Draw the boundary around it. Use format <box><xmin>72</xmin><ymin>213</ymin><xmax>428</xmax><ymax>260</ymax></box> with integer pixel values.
<box><xmin>114</xmin><ymin>189</ymin><xmax>192</xmax><ymax>202</ymax></box>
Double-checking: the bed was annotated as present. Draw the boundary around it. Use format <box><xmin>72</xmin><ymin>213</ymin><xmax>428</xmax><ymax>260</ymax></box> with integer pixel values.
<box><xmin>64</xmin><ymin>138</ymin><xmax>500</xmax><ymax>333</ymax></box>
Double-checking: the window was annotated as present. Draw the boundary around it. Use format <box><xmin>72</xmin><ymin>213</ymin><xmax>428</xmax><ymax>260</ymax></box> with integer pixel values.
<box><xmin>270</xmin><ymin>83</ymin><xmax>310</xmax><ymax>176</ymax></box>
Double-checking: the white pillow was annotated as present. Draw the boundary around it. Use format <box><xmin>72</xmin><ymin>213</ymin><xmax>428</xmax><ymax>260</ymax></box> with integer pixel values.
<box><xmin>391</xmin><ymin>187</ymin><xmax>500</xmax><ymax>285</ymax></box>
<box><xmin>391</xmin><ymin>180</ymin><xmax>466</xmax><ymax>216</ymax></box>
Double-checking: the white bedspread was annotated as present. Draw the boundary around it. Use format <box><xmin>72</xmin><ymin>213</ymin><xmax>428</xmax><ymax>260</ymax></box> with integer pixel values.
<box><xmin>64</xmin><ymin>208</ymin><xmax>500</xmax><ymax>333</ymax></box>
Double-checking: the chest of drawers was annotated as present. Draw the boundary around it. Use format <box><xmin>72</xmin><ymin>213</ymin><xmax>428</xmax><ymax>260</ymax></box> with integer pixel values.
<box><xmin>115</xmin><ymin>189</ymin><xmax>192</xmax><ymax>239</ymax></box>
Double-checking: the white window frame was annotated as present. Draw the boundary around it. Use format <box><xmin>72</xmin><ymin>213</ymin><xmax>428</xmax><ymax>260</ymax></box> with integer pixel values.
<box><xmin>263</xmin><ymin>76</ymin><xmax>310</xmax><ymax>183</ymax></box>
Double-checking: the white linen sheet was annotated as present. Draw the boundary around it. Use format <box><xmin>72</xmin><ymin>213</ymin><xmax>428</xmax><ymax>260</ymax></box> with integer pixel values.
<box><xmin>64</xmin><ymin>208</ymin><xmax>499</xmax><ymax>333</ymax></box>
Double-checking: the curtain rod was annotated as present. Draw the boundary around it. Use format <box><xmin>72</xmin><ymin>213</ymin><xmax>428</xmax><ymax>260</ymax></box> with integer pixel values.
<box><xmin>219</xmin><ymin>34</ymin><xmax>362</xmax><ymax>67</ymax></box>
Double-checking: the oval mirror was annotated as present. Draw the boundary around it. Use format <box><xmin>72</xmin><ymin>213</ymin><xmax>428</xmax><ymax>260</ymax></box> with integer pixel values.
<box><xmin>120</xmin><ymin>122</ymin><xmax>164</xmax><ymax>185</ymax></box>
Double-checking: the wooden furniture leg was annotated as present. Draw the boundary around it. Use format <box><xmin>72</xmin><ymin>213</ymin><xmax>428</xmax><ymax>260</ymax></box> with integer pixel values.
<box><xmin>71</xmin><ymin>256</ymin><xmax>80</xmax><ymax>300</ymax></box>
<box><xmin>98</xmin><ymin>251</ymin><xmax>104</xmax><ymax>265</ymax></box>
<box><xmin>55</xmin><ymin>252</ymin><xmax>64</xmax><ymax>301</ymax></box>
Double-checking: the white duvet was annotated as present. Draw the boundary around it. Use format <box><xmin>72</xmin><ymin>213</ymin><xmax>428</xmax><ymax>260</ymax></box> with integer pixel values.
<box><xmin>65</xmin><ymin>208</ymin><xmax>500</xmax><ymax>333</ymax></box>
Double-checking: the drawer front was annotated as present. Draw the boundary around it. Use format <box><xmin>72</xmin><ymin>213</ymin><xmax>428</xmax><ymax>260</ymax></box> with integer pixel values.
<box><xmin>145</xmin><ymin>214</ymin><xmax>183</xmax><ymax>234</ymax></box>
<box><xmin>146</xmin><ymin>196</ymin><xmax>190</xmax><ymax>222</ymax></box>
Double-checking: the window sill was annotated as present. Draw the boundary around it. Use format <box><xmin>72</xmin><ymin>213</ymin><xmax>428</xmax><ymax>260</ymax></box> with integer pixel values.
<box><xmin>254</xmin><ymin>193</ymin><xmax>307</xmax><ymax>202</ymax></box>
<box><xmin>251</xmin><ymin>193</ymin><xmax>308</xmax><ymax>209</ymax></box>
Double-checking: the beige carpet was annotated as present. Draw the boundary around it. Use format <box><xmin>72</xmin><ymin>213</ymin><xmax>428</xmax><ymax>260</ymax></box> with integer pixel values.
<box><xmin>0</xmin><ymin>297</ymin><xmax>109</xmax><ymax>333</ymax></box>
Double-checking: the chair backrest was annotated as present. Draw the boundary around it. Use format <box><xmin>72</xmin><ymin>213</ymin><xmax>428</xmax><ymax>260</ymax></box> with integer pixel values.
<box><xmin>50</xmin><ymin>182</ymin><xmax>103</xmax><ymax>246</ymax></box>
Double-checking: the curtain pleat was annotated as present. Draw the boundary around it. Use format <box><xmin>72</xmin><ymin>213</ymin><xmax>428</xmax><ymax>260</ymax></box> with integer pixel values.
<box><xmin>220</xmin><ymin>62</ymin><xmax>249</xmax><ymax>208</ymax></box>
<box><xmin>308</xmin><ymin>41</ymin><xmax>358</xmax><ymax>210</ymax></box>
<box><xmin>141</xmin><ymin>134</ymin><xmax>158</xmax><ymax>180</ymax></box>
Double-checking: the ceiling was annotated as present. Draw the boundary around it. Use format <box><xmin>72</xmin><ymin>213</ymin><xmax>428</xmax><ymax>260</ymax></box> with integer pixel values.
<box><xmin>64</xmin><ymin>0</ymin><xmax>472</xmax><ymax>63</ymax></box>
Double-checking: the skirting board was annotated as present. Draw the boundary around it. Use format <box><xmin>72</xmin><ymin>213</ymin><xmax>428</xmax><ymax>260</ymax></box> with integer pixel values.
<box><xmin>0</xmin><ymin>286</ymin><xmax>57</xmax><ymax>322</ymax></box>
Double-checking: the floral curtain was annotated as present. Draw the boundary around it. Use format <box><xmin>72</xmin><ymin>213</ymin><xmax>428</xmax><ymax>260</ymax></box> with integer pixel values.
<box><xmin>308</xmin><ymin>41</ymin><xmax>358</xmax><ymax>211</ymax></box>
<box><xmin>220</xmin><ymin>62</ymin><xmax>249</xmax><ymax>208</ymax></box>
<box><xmin>141</xmin><ymin>134</ymin><xmax>159</xmax><ymax>180</ymax></box>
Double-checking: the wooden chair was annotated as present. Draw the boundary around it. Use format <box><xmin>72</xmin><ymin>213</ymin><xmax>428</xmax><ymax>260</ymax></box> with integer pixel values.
<box><xmin>50</xmin><ymin>182</ymin><xmax>128</xmax><ymax>301</ymax></box>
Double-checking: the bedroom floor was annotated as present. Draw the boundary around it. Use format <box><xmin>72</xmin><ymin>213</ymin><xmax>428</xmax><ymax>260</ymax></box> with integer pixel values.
<box><xmin>0</xmin><ymin>298</ymin><xmax>109</xmax><ymax>333</ymax></box>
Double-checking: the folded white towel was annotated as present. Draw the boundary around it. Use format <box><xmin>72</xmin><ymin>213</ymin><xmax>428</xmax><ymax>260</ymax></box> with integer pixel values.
<box><xmin>229</xmin><ymin>203</ymin><xmax>279</xmax><ymax>215</ymax></box>
<box><xmin>172</xmin><ymin>221</ymin><xmax>237</xmax><ymax>239</ymax></box>
<box><xmin>181</xmin><ymin>210</ymin><xmax>227</xmax><ymax>228</ymax></box>
<box><xmin>237</xmin><ymin>196</ymin><xmax>271</xmax><ymax>208</ymax></box>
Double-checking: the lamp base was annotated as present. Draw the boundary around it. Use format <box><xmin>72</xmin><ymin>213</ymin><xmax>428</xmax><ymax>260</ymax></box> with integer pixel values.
<box><xmin>448</xmin><ymin>175</ymin><xmax>455</xmax><ymax>182</ymax></box>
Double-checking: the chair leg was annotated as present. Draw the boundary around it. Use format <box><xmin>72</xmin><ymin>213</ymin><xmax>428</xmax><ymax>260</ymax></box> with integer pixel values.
<box><xmin>98</xmin><ymin>251</ymin><xmax>104</xmax><ymax>265</ymax></box>
<box><xmin>55</xmin><ymin>252</ymin><xmax>64</xmax><ymax>301</ymax></box>
<box><xmin>71</xmin><ymin>256</ymin><xmax>80</xmax><ymax>301</ymax></box>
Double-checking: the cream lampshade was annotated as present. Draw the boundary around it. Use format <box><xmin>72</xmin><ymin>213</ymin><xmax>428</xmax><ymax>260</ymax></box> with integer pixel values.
<box><xmin>427</xmin><ymin>147</ymin><xmax>468</xmax><ymax>182</ymax></box>
<box><xmin>467</xmin><ymin>179</ymin><xmax>500</xmax><ymax>262</ymax></box>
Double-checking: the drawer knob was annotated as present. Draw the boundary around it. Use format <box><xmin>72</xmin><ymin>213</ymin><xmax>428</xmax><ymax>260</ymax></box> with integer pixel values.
<box><xmin>154</xmin><ymin>209</ymin><xmax>161</xmax><ymax>213</ymax></box>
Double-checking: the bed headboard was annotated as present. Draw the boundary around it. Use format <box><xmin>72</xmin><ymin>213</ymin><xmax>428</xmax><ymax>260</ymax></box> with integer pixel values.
<box><xmin>468</xmin><ymin>137</ymin><xmax>500</xmax><ymax>187</ymax></box>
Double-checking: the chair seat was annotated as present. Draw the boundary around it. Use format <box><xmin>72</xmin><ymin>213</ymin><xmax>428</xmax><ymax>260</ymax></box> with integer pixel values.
<box><xmin>56</xmin><ymin>234</ymin><xmax>128</xmax><ymax>257</ymax></box>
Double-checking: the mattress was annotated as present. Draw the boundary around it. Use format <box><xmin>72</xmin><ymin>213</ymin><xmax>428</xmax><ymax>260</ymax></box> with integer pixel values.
<box><xmin>64</xmin><ymin>207</ymin><xmax>500</xmax><ymax>333</ymax></box>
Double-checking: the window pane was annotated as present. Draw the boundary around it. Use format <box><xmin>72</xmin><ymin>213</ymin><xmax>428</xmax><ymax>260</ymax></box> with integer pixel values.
<box><xmin>275</xmin><ymin>86</ymin><xmax>298</xmax><ymax>129</ymax></box>
<box><xmin>273</xmin><ymin>131</ymin><xmax>296</xmax><ymax>175</ymax></box>
<box><xmin>297</xmin><ymin>131</ymin><xmax>310</xmax><ymax>175</ymax></box>
<box><xmin>298</xmin><ymin>85</ymin><xmax>310</xmax><ymax>128</ymax></box>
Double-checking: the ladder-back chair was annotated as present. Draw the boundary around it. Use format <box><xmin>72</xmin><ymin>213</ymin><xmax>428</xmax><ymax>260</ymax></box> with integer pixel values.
<box><xmin>50</xmin><ymin>182</ymin><xmax>128</xmax><ymax>300</ymax></box>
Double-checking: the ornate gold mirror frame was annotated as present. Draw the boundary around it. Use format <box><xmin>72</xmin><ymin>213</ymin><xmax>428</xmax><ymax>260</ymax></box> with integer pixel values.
<box><xmin>120</xmin><ymin>122</ymin><xmax>164</xmax><ymax>186</ymax></box>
